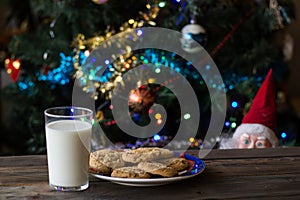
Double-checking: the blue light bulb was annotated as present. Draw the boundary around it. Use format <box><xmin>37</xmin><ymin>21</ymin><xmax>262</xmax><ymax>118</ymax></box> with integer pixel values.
<box><xmin>153</xmin><ymin>134</ymin><xmax>161</xmax><ymax>141</ymax></box>
<box><xmin>231</xmin><ymin>101</ymin><xmax>238</xmax><ymax>108</ymax></box>
<box><xmin>225</xmin><ymin>121</ymin><xmax>230</xmax><ymax>127</ymax></box>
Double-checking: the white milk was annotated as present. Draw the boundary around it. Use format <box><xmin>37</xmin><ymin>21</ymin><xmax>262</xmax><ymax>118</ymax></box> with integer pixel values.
<box><xmin>46</xmin><ymin>120</ymin><xmax>92</xmax><ymax>187</ymax></box>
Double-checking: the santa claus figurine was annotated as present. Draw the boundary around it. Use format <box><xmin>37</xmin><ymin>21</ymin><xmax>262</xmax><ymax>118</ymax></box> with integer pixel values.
<box><xmin>220</xmin><ymin>69</ymin><xmax>279</xmax><ymax>149</ymax></box>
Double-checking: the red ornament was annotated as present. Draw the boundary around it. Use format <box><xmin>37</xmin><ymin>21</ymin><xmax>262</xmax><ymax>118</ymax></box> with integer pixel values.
<box><xmin>5</xmin><ymin>58</ymin><xmax>22</xmax><ymax>82</ymax></box>
<box><xmin>128</xmin><ymin>86</ymin><xmax>156</xmax><ymax>114</ymax></box>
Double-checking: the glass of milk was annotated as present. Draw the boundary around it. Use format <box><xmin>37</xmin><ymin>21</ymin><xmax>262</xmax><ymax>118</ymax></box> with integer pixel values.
<box><xmin>44</xmin><ymin>107</ymin><xmax>93</xmax><ymax>191</ymax></box>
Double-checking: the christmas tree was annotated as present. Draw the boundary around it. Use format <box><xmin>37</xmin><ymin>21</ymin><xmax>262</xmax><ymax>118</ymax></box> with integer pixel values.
<box><xmin>1</xmin><ymin>0</ymin><xmax>298</xmax><ymax>154</ymax></box>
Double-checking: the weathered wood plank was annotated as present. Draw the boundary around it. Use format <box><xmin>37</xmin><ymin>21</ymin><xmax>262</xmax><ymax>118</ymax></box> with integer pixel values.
<box><xmin>1</xmin><ymin>173</ymin><xmax>300</xmax><ymax>199</ymax></box>
<box><xmin>0</xmin><ymin>155</ymin><xmax>47</xmax><ymax>167</ymax></box>
<box><xmin>203</xmin><ymin>156</ymin><xmax>300</xmax><ymax>176</ymax></box>
<box><xmin>0</xmin><ymin>166</ymin><xmax>48</xmax><ymax>186</ymax></box>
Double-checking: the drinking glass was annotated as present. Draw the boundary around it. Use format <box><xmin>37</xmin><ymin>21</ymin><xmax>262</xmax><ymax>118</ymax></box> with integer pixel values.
<box><xmin>44</xmin><ymin>106</ymin><xmax>93</xmax><ymax>191</ymax></box>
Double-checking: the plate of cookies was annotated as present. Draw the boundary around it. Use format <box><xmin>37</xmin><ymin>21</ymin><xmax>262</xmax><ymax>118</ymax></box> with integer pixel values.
<box><xmin>89</xmin><ymin>147</ymin><xmax>205</xmax><ymax>186</ymax></box>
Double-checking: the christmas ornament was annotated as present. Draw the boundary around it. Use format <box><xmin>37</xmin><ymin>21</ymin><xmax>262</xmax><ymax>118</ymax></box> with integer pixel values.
<box><xmin>91</xmin><ymin>0</ymin><xmax>108</xmax><ymax>5</ymax></box>
<box><xmin>128</xmin><ymin>86</ymin><xmax>156</xmax><ymax>114</ymax></box>
<box><xmin>179</xmin><ymin>0</ymin><xmax>206</xmax><ymax>53</ymax></box>
<box><xmin>180</xmin><ymin>23</ymin><xmax>207</xmax><ymax>53</ymax></box>
<box><xmin>4</xmin><ymin>58</ymin><xmax>21</xmax><ymax>82</ymax></box>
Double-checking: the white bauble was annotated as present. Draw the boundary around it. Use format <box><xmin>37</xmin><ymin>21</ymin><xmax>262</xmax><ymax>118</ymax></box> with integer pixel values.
<box><xmin>180</xmin><ymin>24</ymin><xmax>207</xmax><ymax>53</ymax></box>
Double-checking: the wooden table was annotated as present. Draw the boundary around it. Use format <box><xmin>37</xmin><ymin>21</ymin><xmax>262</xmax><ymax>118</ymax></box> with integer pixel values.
<box><xmin>1</xmin><ymin>147</ymin><xmax>300</xmax><ymax>199</ymax></box>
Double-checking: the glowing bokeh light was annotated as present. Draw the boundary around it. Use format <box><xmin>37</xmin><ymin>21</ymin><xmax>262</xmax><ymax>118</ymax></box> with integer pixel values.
<box><xmin>281</xmin><ymin>132</ymin><xmax>287</xmax><ymax>139</ymax></box>
<box><xmin>231</xmin><ymin>122</ymin><xmax>237</xmax><ymax>128</ymax></box>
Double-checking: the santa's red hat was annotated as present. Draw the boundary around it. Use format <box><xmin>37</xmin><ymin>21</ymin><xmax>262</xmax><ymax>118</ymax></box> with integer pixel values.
<box><xmin>233</xmin><ymin>69</ymin><xmax>278</xmax><ymax>147</ymax></box>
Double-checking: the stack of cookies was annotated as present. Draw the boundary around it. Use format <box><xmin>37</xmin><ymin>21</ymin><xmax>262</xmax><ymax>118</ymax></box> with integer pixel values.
<box><xmin>89</xmin><ymin>147</ymin><xmax>190</xmax><ymax>178</ymax></box>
